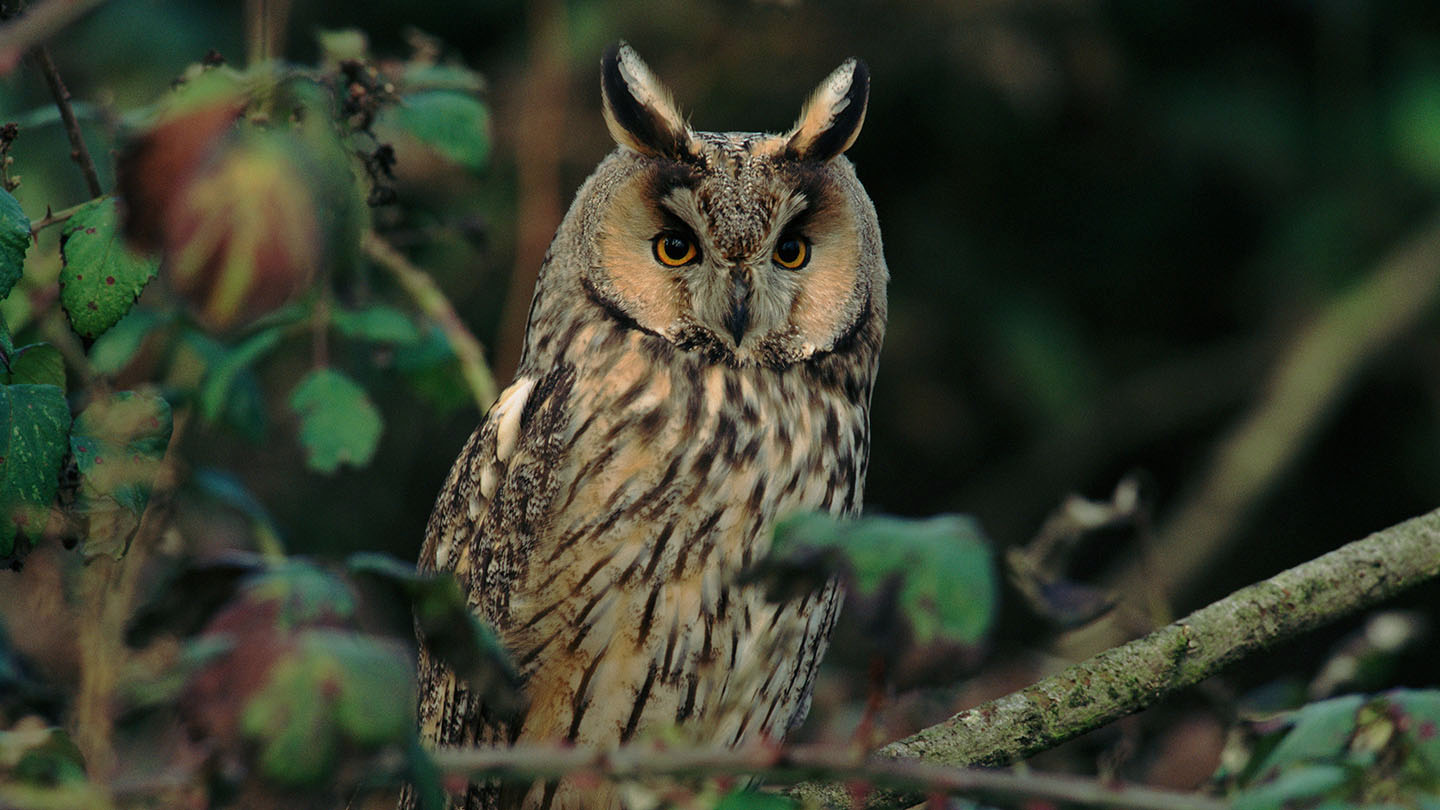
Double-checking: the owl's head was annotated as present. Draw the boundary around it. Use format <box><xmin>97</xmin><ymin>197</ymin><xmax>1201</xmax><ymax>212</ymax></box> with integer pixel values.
<box><xmin>543</xmin><ymin>43</ymin><xmax>886</xmax><ymax>371</ymax></box>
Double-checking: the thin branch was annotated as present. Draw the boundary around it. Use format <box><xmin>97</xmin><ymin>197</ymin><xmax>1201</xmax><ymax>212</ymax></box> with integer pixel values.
<box><xmin>361</xmin><ymin>230</ymin><xmax>498</xmax><ymax>411</ymax></box>
<box><xmin>28</xmin><ymin>198</ymin><xmax>86</xmax><ymax>237</ymax></box>
<box><xmin>31</xmin><ymin>43</ymin><xmax>103</xmax><ymax>197</ymax></box>
<box><xmin>429</xmin><ymin>743</ymin><xmax>1227</xmax><ymax>810</ymax></box>
<box><xmin>783</xmin><ymin>507</ymin><xmax>1440</xmax><ymax>810</ymax></box>
<box><xmin>0</xmin><ymin>0</ymin><xmax>106</xmax><ymax>74</ymax></box>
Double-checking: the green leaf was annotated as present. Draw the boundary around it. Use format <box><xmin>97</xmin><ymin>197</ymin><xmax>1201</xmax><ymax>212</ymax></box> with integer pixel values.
<box><xmin>0</xmin><ymin>307</ymin><xmax>14</xmax><ymax>364</ymax></box>
<box><xmin>289</xmin><ymin>368</ymin><xmax>382</xmax><ymax>473</ymax></box>
<box><xmin>0</xmin><ymin>384</ymin><xmax>70</xmax><ymax>556</ymax></box>
<box><xmin>0</xmin><ymin>188</ymin><xmax>30</xmax><ymax>300</ymax></box>
<box><xmin>68</xmin><ymin>391</ymin><xmax>172</xmax><ymax>558</ymax></box>
<box><xmin>714</xmin><ymin>789</ymin><xmax>801</xmax><ymax>810</ymax></box>
<box><xmin>58</xmin><ymin>197</ymin><xmax>160</xmax><ymax>339</ymax></box>
<box><xmin>769</xmin><ymin>513</ymin><xmax>998</xmax><ymax>645</ymax></box>
<box><xmin>4</xmin><ymin>344</ymin><xmax>65</xmax><ymax>391</ymax></box>
<box><xmin>332</xmin><ymin>304</ymin><xmax>421</xmax><ymax>345</ymax></box>
<box><xmin>87</xmin><ymin>308</ymin><xmax>165</xmax><ymax>375</ymax></box>
<box><xmin>386</xmin><ymin>91</ymin><xmax>490</xmax><ymax>171</ymax></box>
<box><xmin>1254</xmin><ymin>695</ymin><xmax>1366</xmax><ymax>779</ymax></box>
<box><xmin>198</xmin><ymin>326</ymin><xmax>286</xmax><ymax>423</ymax></box>
<box><xmin>1392</xmin><ymin>689</ymin><xmax>1440</xmax><ymax>773</ymax></box>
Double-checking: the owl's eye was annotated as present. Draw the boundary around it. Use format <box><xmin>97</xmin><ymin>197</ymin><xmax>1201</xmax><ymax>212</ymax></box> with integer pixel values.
<box><xmin>653</xmin><ymin>233</ymin><xmax>700</xmax><ymax>267</ymax></box>
<box><xmin>772</xmin><ymin>237</ymin><xmax>810</xmax><ymax>270</ymax></box>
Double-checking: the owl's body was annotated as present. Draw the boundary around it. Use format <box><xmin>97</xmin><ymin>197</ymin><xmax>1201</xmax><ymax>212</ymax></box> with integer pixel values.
<box><xmin>415</xmin><ymin>45</ymin><xmax>887</xmax><ymax>810</ymax></box>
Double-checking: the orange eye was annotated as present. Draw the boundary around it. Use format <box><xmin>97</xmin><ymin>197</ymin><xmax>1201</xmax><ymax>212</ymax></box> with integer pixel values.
<box><xmin>653</xmin><ymin>234</ymin><xmax>699</xmax><ymax>267</ymax></box>
<box><xmin>773</xmin><ymin>237</ymin><xmax>809</xmax><ymax>270</ymax></box>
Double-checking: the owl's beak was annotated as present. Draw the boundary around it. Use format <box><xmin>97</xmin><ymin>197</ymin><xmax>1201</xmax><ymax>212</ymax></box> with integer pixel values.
<box><xmin>724</xmin><ymin>270</ymin><xmax>751</xmax><ymax>345</ymax></box>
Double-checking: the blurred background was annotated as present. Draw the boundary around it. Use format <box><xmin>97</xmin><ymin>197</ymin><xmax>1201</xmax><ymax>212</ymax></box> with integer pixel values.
<box><xmin>4</xmin><ymin>0</ymin><xmax>1440</xmax><ymax>793</ymax></box>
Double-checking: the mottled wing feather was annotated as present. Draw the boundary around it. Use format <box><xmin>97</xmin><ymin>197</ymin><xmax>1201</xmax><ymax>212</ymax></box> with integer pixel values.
<box><xmin>414</xmin><ymin>366</ymin><xmax>577</xmax><ymax>808</ymax></box>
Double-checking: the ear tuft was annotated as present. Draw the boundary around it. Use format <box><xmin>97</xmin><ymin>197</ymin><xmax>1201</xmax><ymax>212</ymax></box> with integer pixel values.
<box><xmin>601</xmin><ymin>42</ymin><xmax>695</xmax><ymax>159</ymax></box>
<box><xmin>785</xmin><ymin>58</ymin><xmax>870</xmax><ymax>161</ymax></box>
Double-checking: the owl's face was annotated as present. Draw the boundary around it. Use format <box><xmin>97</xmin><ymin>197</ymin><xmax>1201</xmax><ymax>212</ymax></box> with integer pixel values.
<box><xmin>566</xmin><ymin>45</ymin><xmax>885</xmax><ymax>371</ymax></box>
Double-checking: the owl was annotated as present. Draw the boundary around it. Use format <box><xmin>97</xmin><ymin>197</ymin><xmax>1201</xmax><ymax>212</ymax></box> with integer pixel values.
<box><xmin>411</xmin><ymin>43</ymin><xmax>888</xmax><ymax>810</ymax></box>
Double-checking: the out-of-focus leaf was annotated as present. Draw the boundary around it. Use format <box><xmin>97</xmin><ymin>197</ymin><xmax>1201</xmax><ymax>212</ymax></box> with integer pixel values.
<box><xmin>58</xmin><ymin>197</ymin><xmax>160</xmax><ymax>339</ymax></box>
<box><xmin>1233</xmin><ymin>765</ymin><xmax>1349</xmax><ymax>810</ymax></box>
<box><xmin>384</xmin><ymin>91</ymin><xmax>490</xmax><ymax>171</ymax></box>
<box><xmin>289</xmin><ymin>368</ymin><xmax>382</xmax><ymax>473</ymax></box>
<box><xmin>1391</xmin><ymin>689</ymin><xmax>1440</xmax><ymax>773</ymax></box>
<box><xmin>198</xmin><ymin>326</ymin><xmax>286</xmax><ymax>423</ymax></box>
<box><xmin>1389</xmin><ymin>70</ymin><xmax>1440</xmax><ymax>183</ymax></box>
<box><xmin>165</xmin><ymin>132</ymin><xmax>322</xmax><ymax>331</ymax></box>
<box><xmin>332</xmin><ymin>304</ymin><xmax>421</xmax><ymax>345</ymax></box>
<box><xmin>0</xmin><ymin>725</ymin><xmax>88</xmax><ymax>786</ymax></box>
<box><xmin>125</xmin><ymin>552</ymin><xmax>267</xmax><ymax>646</ymax></box>
<box><xmin>316</xmin><ymin>28</ymin><xmax>368</xmax><ymax>65</ymax></box>
<box><xmin>87</xmin><ymin>308</ymin><xmax>165</xmax><ymax>375</ymax></box>
<box><xmin>68</xmin><ymin>390</ymin><xmax>173</xmax><ymax>558</ymax></box>
<box><xmin>1253</xmin><ymin>695</ymin><xmax>1365</xmax><ymax>779</ymax></box>
<box><xmin>0</xmin><ymin>188</ymin><xmax>30</xmax><ymax>299</ymax></box>
<box><xmin>395</xmin><ymin>324</ymin><xmax>471</xmax><ymax>416</ymax></box>
<box><xmin>245</xmin><ymin>559</ymin><xmax>358</xmax><ymax>629</ymax></box>
<box><xmin>117</xmin><ymin>67</ymin><xmax>246</xmax><ymax>252</ymax></box>
<box><xmin>713</xmin><ymin>789</ymin><xmax>801</xmax><ymax>810</ymax></box>
<box><xmin>4</xmin><ymin>344</ymin><xmax>65</xmax><ymax>391</ymax></box>
<box><xmin>349</xmin><ymin>553</ymin><xmax>524</xmax><ymax>719</ymax></box>
<box><xmin>0</xmin><ymin>384</ymin><xmax>70</xmax><ymax>557</ymax></box>
<box><xmin>400</xmin><ymin>63</ymin><xmax>485</xmax><ymax>94</ymax></box>
<box><xmin>240</xmin><ymin>629</ymin><xmax>413</xmax><ymax>786</ymax></box>
<box><xmin>0</xmin><ymin>309</ymin><xmax>14</xmax><ymax>364</ymax></box>
<box><xmin>766</xmin><ymin>513</ymin><xmax>998</xmax><ymax>645</ymax></box>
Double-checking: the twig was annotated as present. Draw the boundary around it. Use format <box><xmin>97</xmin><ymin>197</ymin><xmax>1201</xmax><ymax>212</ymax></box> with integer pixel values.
<box><xmin>783</xmin><ymin>507</ymin><xmax>1440</xmax><ymax>809</ymax></box>
<box><xmin>361</xmin><ymin>230</ymin><xmax>498</xmax><ymax>411</ymax></box>
<box><xmin>31</xmin><ymin>43</ymin><xmax>102</xmax><ymax>197</ymax></box>
<box><xmin>428</xmin><ymin>743</ymin><xmax>1227</xmax><ymax>810</ymax></box>
<box><xmin>0</xmin><ymin>0</ymin><xmax>106</xmax><ymax>74</ymax></box>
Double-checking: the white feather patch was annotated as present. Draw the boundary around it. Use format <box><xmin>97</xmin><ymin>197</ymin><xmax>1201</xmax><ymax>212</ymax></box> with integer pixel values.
<box><xmin>493</xmin><ymin>376</ymin><xmax>537</xmax><ymax>465</ymax></box>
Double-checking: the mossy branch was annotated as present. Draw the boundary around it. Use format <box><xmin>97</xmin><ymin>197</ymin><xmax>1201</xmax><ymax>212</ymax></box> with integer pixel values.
<box><xmin>791</xmin><ymin>506</ymin><xmax>1440</xmax><ymax>809</ymax></box>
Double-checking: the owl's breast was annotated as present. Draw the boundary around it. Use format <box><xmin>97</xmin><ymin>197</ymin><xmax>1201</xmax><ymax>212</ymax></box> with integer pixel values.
<box><xmin>498</xmin><ymin>324</ymin><xmax>868</xmax><ymax>759</ymax></box>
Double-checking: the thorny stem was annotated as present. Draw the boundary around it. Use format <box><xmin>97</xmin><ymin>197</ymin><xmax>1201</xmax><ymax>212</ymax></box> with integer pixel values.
<box><xmin>31</xmin><ymin>43</ymin><xmax>102</xmax><ymax>198</ymax></box>
<box><xmin>29</xmin><ymin>198</ymin><xmax>87</xmax><ymax>237</ymax></box>
<box><xmin>361</xmin><ymin>230</ymin><xmax>498</xmax><ymax>411</ymax></box>
<box><xmin>427</xmin><ymin>743</ymin><xmax>1229</xmax><ymax>810</ymax></box>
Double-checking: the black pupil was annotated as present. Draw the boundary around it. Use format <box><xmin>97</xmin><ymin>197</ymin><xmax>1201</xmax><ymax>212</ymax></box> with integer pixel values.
<box><xmin>664</xmin><ymin>236</ymin><xmax>688</xmax><ymax>259</ymax></box>
<box><xmin>778</xmin><ymin>239</ymin><xmax>802</xmax><ymax>264</ymax></box>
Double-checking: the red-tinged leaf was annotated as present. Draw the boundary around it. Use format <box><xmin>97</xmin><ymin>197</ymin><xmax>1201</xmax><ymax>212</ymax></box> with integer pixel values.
<box><xmin>164</xmin><ymin>132</ymin><xmax>322</xmax><ymax>331</ymax></box>
<box><xmin>117</xmin><ymin>69</ymin><xmax>247</xmax><ymax>251</ymax></box>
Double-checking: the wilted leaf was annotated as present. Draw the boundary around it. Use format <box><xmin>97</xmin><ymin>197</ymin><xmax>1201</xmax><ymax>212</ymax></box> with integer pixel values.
<box><xmin>332</xmin><ymin>304</ymin><xmax>421</xmax><ymax>345</ymax></box>
<box><xmin>766</xmin><ymin>513</ymin><xmax>998</xmax><ymax>646</ymax></box>
<box><xmin>289</xmin><ymin>368</ymin><xmax>382</xmax><ymax>473</ymax></box>
<box><xmin>349</xmin><ymin>553</ymin><xmax>524</xmax><ymax>719</ymax></box>
<box><xmin>4</xmin><ymin>344</ymin><xmax>65</xmax><ymax>391</ymax></box>
<box><xmin>68</xmin><ymin>390</ymin><xmax>173</xmax><ymax>558</ymax></box>
<box><xmin>0</xmin><ymin>188</ymin><xmax>30</xmax><ymax>299</ymax></box>
<box><xmin>383</xmin><ymin>91</ymin><xmax>490</xmax><ymax>171</ymax></box>
<box><xmin>58</xmin><ymin>198</ymin><xmax>160</xmax><ymax>339</ymax></box>
<box><xmin>0</xmin><ymin>384</ymin><xmax>70</xmax><ymax>556</ymax></box>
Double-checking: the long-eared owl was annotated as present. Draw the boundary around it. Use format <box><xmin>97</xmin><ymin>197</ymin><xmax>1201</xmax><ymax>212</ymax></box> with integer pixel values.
<box><xmin>414</xmin><ymin>42</ymin><xmax>888</xmax><ymax>810</ymax></box>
